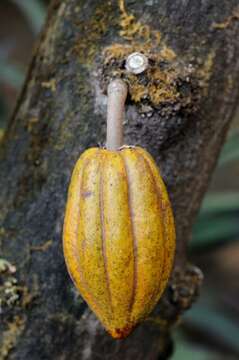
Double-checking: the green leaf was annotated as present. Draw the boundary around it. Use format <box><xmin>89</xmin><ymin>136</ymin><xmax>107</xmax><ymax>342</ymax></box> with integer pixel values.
<box><xmin>12</xmin><ymin>0</ymin><xmax>47</xmax><ymax>34</ymax></box>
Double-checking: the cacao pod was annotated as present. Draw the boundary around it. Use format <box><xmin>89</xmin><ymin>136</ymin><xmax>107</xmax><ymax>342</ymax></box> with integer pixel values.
<box><xmin>63</xmin><ymin>146</ymin><xmax>175</xmax><ymax>339</ymax></box>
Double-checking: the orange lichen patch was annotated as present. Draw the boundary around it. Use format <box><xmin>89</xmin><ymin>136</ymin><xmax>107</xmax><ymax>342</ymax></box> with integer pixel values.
<box><xmin>198</xmin><ymin>51</ymin><xmax>216</xmax><ymax>95</ymax></box>
<box><xmin>202</xmin><ymin>52</ymin><xmax>215</xmax><ymax>82</ymax></box>
<box><xmin>30</xmin><ymin>239</ymin><xmax>53</xmax><ymax>252</ymax></box>
<box><xmin>100</xmin><ymin>1</ymin><xmax>182</xmax><ymax>107</ymax></box>
<box><xmin>0</xmin><ymin>129</ymin><xmax>5</xmax><ymax>143</ymax></box>
<box><xmin>100</xmin><ymin>1</ymin><xmax>207</xmax><ymax>114</ymax></box>
<box><xmin>118</xmin><ymin>0</ymin><xmax>161</xmax><ymax>45</ymax></box>
<box><xmin>103</xmin><ymin>42</ymin><xmax>178</xmax><ymax>67</ymax></box>
<box><xmin>74</xmin><ymin>2</ymin><xmax>114</xmax><ymax>64</ymax></box>
<box><xmin>212</xmin><ymin>6</ymin><xmax>239</xmax><ymax>30</ymax></box>
<box><xmin>130</xmin><ymin>85</ymin><xmax>147</xmax><ymax>103</ymax></box>
<box><xmin>120</xmin><ymin>14</ymin><xmax>152</xmax><ymax>42</ymax></box>
<box><xmin>103</xmin><ymin>44</ymin><xmax>136</xmax><ymax>62</ymax></box>
<box><xmin>225</xmin><ymin>74</ymin><xmax>234</xmax><ymax>96</ymax></box>
<box><xmin>148</xmin><ymin>68</ymin><xmax>179</xmax><ymax>103</ymax></box>
<box><xmin>148</xmin><ymin>84</ymin><xmax>179</xmax><ymax>105</ymax></box>
<box><xmin>0</xmin><ymin>316</ymin><xmax>25</xmax><ymax>359</ymax></box>
<box><xmin>125</xmin><ymin>68</ymin><xmax>179</xmax><ymax>104</ymax></box>
<box><xmin>41</xmin><ymin>79</ymin><xmax>57</xmax><ymax>92</ymax></box>
<box><xmin>103</xmin><ymin>44</ymin><xmax>180</xmax><ymax>106</ymax></box>
<box><xmin>27</xmin><ymin>117</ymin><xmax>39</xmax><ymax>133</ymax></box>
<box><xmin>160</xmin><ymin>45</ymin><xmax>177</xmax><ymax>62</ymax></box>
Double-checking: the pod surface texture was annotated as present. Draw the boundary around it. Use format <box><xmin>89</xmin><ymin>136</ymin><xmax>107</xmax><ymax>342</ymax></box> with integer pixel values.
<box><xmin>63</xmin><ymin>147</ymin><xmax>175</xmax><ymax>339</ymax></box>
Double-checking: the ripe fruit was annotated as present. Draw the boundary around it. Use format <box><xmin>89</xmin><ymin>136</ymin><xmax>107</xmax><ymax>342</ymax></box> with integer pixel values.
<box><xmin>63</xmin><ymin>146</ymin><xmax>175</xmax><ymax>339</ymax></box>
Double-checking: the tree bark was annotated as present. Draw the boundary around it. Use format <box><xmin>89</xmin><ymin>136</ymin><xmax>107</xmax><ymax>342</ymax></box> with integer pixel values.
<box><xmin>1</xmin><ymin>0</ymin><xmax>239</xmax><ymax>359</ymax></box>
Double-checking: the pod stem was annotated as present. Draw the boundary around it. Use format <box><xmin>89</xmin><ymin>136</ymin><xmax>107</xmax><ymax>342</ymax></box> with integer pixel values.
<box><xmin>106</xmin><ymin>79</ymin><xmax>128</xmax><ymax>150</ymax></box>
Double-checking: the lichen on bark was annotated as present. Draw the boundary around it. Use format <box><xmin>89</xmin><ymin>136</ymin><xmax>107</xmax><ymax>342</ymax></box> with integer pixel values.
<box><xmin>0</xmin><ymin>0</ymin><xmax>239</xmax><ymax>359</ymax></box>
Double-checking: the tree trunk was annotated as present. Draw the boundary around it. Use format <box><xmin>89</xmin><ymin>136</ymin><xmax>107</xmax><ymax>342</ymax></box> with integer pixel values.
<box><xmin>1</xmin><ymin>0</ymin><xmax>239</xmax><ymax>359</ymax></box>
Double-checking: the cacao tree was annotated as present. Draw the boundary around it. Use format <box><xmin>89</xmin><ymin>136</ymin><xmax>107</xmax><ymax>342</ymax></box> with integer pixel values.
<box><xmin>1</xmin><ymin>0</ymin><xmax>239</xmax><ymax>359</ymax></box>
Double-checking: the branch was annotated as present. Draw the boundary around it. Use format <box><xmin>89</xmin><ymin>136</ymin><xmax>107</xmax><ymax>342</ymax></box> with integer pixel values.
<box><xmin>1</xmin><ymin>0</ymin><xmax>239</xmax><ymax>359</ymax></box>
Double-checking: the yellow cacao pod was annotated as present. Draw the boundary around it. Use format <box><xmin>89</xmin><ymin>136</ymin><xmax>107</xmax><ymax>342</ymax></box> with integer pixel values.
<box><xmin>63</xmin><ymin>146</ymin><xmax>175</xmax><ymax>339</ymax></box>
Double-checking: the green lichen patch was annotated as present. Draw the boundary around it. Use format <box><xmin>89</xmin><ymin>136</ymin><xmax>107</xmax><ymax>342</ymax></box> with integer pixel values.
<box><xmin>0</xmin><ymin>258</ymin><xmax>37</xmax><ymax>314</ymax></box>
<box><xmin>0</xmin><ymin>259</ymin><xmax>19</xmax><ymax>313</ymax></box>
<box><xmin>0</xmin><ymin>277</ymin><xmax>19</xmax><ymax>310</ymax></box>
<box><xmin>0</xmin><ymin>259</ymin><xmax>16</xmax><ymax>274</ymax></box>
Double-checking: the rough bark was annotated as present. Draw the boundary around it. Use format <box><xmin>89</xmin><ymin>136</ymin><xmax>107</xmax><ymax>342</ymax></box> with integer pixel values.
<box><xmin>1</xmin><ymin>0</ymin><xmax>239</xmax><ymax>359</ymax></box>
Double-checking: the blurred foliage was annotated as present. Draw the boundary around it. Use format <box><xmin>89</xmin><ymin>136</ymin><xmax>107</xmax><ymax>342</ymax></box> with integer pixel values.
<box><xmin>0</xmin><ymin>1</ymin><xmax>239</xmax><ymax>359</ymax></box>
<box><xmin>178</xmin><ymin>130</ymin><xmax>239</xmax><ymax>359</ymax></box>
<box><xmin>192</xmin><ymin>215</ymin><xmax>238</xmax><ymax>249</ymax></box>
<box><xmin>0</xmin><ymin>60</ymin><xmax>25</xmax><ymax>89</ymax></box>
<box><xmin>172</xmin><ymin>295</ymin><xmax>239</xmax><ymax>359</ymax></box>
<box><xmin>0</xmin><ymin>1</ymin><xmax>47</xmax><ymax>132</ymax></box>
<box><xmin>218</xmin><ymin>133</ymin><xmax>239</xmax><ymax>167</ymax></box>
<box><xmin>185</xmin><ymin>304</ymin><xmax>239</xmax><ymax>353</ymax></box>
<box><xmin>12</xmin><ymin>0</ymin><xmax>47</xmax><ymax>35</ymax></box>
<box><xmin>172</xmin><ymin>333</ymin><xmax>215</xmax><ymax>360</ymax></box>
<box><xmin>192</xmin><ymin>133</ymin><xmax>239</xmax><ymax>250</ymax></box>
<box><xmin>0</xmin><ymin>95</ymin><xmax>7</xmax><ymax>140</ymax></box>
